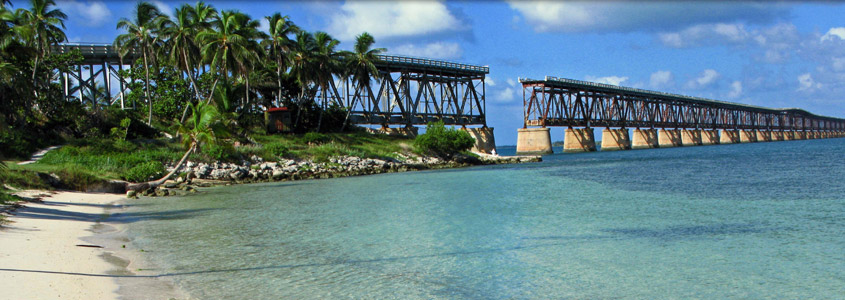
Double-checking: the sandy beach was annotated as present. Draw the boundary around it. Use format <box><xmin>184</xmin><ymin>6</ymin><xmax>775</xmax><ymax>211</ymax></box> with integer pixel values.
<box><xmin>0</xmin><ymin>191</ymin><xmax>185</xmax><ymax>300</ymax></box>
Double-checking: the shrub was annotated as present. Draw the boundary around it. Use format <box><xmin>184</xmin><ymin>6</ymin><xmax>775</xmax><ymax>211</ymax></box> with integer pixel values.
<box><xmin>303</xmin><ymin>132</ymin><xmax>331</xmax><ymax>145</ymax></box>
<box><xmin>414</xmin><ymin>121</ymin><xmax>475</xmax><ymax>158</ymax></box>
<box><xmin>202</xmin><ymin>143</ymin><xmax>235</xmax><ymax>161</ymax></box>
<box><xmin>264</xmin><ymin>142</ymin><xmax>289</xmax><ymax>158</ymax></box>
<box><xmin>122</xmin><ymin>161</ymin><xmax>165</xmax><ymax>182</ymax></box>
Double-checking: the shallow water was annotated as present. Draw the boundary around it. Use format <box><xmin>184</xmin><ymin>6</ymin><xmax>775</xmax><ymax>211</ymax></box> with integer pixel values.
<box><xmin>123</xmin><ymin>139</ymin><xmax>845</xmax><ymax>299</ymax></box>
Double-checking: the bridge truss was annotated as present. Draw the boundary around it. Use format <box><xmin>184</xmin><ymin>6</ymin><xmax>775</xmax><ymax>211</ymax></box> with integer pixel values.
<box><xmin>521</xmin><ymin>76</ymin><xmax>845</xmax><ymax>131</ymax></box>
<box><xmin>54</xmin><ymin>44</ymin><xmax>489</xmax><ymax>127</ymax></box>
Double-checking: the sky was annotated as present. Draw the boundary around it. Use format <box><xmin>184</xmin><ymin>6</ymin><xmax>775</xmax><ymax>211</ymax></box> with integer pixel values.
<box><xmin>13</xmin><ymin>0</ymin><xmax>845</xmax><ymax>145</ymax></box>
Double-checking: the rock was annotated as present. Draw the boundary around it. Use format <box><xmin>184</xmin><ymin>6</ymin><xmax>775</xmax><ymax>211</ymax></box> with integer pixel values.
<box><xmin>163</xmin><ymin>181</ymin><xmax>179</xmax><ymax>188</ymax></box>
<box><xmin>126</xmin><ymin>190</ymin><xmax>137</xmax><ymax>199</ymax></box>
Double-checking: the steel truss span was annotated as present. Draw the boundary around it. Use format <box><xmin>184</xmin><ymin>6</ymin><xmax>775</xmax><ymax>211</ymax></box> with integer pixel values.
<box><xmin>55</xmin><ymin>44</ymin><xmax>489</xmax><ymax>127</ymax></box>
<box><xmin>316</xmin><ymin>54</ymin><xmax>488</xmax><ymax>127</ymax></box>
<box><xmin>521</xmin><ymin>76</ymin><xmax>845</xmax><ymax>131</ymax></box>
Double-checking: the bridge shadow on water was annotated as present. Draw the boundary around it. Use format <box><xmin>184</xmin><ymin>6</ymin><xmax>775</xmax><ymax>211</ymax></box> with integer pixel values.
<box><xmin>0</xmin><ymin>223</ymin><xmax>778</xmax><ymax>279</ymax></box>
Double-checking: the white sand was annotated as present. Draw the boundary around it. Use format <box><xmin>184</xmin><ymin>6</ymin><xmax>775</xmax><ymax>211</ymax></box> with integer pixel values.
<box><xmin>0</xmin><ymin>191</ymin><xmax>187</xmax><ymax>300</ymax></box>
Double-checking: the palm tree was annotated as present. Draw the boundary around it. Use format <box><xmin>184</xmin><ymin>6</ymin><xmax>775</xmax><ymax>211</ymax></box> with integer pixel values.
<box><xmin>127</xmin><ymin>100</ymin><xmax>226</xmax><ymax>192</ymax></box>
<box><xmin>287</xmin><ymin>31</ymin><xmax>317</xmax><ymax>128</ymax></box>
<box><xmin>343</xmin><ymin>32</ymin><xmax>385</xmax><ymax>130</ymax></box>
<box><xmin>115</xmin><ymin>2</ymin><xmax>163</xmax><ymax>125</ymax></box>
<box><xmin>16</xmin><ymin>0</ymin><xmax>66</xmax><ymax>97</ymax></box>
<box><xmin>312</xmin><ymin>31</ymin><xmax>342</xmax><ymax>131</ymax></box>
<box><xmin>198</xmin><ymin>10</ymin><xmax>263</xmax><ymax>110</ymax></box>
<box><xmin>263</xmin><ymin>13</ymin><xmax>299</xmax><ymax>105</ymax></box>
<box><xmin>159</xmin><ymin>4</ymin><xmax>202</xmax><ymax>100</ymax></box>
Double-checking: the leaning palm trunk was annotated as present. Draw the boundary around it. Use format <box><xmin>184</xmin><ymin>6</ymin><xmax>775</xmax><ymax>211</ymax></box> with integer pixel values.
<box><xmin>126</xmin><ymin>142</ymin><xmax>196</xmax><ymax>192</ymax></box>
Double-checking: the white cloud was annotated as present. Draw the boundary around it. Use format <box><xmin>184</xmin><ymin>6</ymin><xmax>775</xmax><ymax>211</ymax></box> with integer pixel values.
<box><xmin>259</xmin><ymin>18</ymin><xmax>270</xmax><ymax>34</ymax></box>
<box><xmin>490</xmin><ymin>78</ymin><xmax>519</xmax><ymax>103</ymax></box>
<box><xmin>821</xmin><ymin>27</ymin><xmax>845</xmax><ymax>42</ymax></box>
<box><xmin>649</xmin><ymin>70</ymin><xmax>674</xmax><ymax>89</ymax></box>
<box><xmin>797</xmin><ymin>73</ymin><xmax>821</xmax><ymax>92</ymax></box>
<box><xmin>56</xmin><ymin>0</ymin><xmax>112</xmax><ymax>27</ymax></box>
<box><xmin>390</xmin><ymin>42</ymin><xmax>463</xmax><ymax>59</ymax></box>
<box><xmin>686</xmin><ymin>69</ymin><xmax>720</xmax><ymax>89</ymax></box>
<box><xmin>585</xmin><ymin>75</ymin><xmax>629</xmax><ymax>86</ymax></box>
<box><xmin>484</xmin><ymin>77</ymin><xmax>496</xmax><ymax>87</ymax></box>
<box><xmin>658</xmin><ymin>23</ymin><xmax>750</xmax><ymax>48</ymax></box>
<box><xmin>727</xmin><ymin>80</ymin><xmax>743</xmax><ymax>98</ymax></box>
<box><xmin>152</xmin><ymin>1</ymin><xmax>173</xmax><ymax>18</ymax></box>
<box><xmin>508</xmin><ymin>1</ymin><xmax>785</xmax><ymax>33</ymax></box>
<box><xmin>327</xmin><ymin>1</ymin><xmax>466</xmax><ymax>41</ymax></box>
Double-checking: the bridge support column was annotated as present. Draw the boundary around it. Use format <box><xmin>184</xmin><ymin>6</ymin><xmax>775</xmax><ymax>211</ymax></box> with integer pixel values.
<box><xmin>719</xmin><ymin>130</ymin><xmax>740</xmax><ymax>144</ymax></box>
<box><xmin>681</xmin><ymin>129</ymin><xmax>702</xmax><ymax>146</ymax></box>
<box><xmin>756</xmin><ymin>130</ymin><xmax>772</xmax><ymax>142</ymax></box>
<box><xmin>783</xmin><ymin>131</ymin><xmax>795</xmax><ymax>141</ymax></box>
<box><xmin>772</xmin><ymin>131</ymin><xmax>784</xmax><ymax>141</ymax></box>
<box><xmin>798</xmin><ymin>131</ymin><xmax>807</xmax><ymax>140</ymax></box>
<box><xmin>658</xmin><ymin>129</ymin><xmax>682</xmax><ymax>147</ymax></box>
<box><xmin>815</xmin><ymin>131</ymin><xmax>823</xmax><ymax>139</ymax></box>
<box><xmin>740</xmin><ymin>130</ymin><xmax>757</xmax><ymax>143</ymax></box>
<box><xmin>516</xmin><ymin>128</ymin><xmax>553</xmax><ymax>155</ymax></box>
<box><xmin>701</xmin><ymin>130</ymin><xmax>719</xmax><ymax>145</ymax></box>
<box><xmin>600</xmin><ymin>128</ymin><xmax>630</xmax><ymax>151</ymax></box>
<box><xmin>632</xmin><ymin>129</ymin><xmax>658</xmax><ymax>149</ymax></box>
<box><xmin>462</xmin><ymin>127</ymin><xmax>496</xmax><ymax>154</ymax></box>
<box><xmin>564</xmin><ymin>128</ymin><xmax>597</xmax><ymax>153</ymax></box>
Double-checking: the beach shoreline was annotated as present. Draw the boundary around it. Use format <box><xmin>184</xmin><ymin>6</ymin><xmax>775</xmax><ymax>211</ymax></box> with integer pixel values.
<box><xmin>0</xmin><ymin>191</ymin><xmax>187</xmax><ymax>300</ymax></box>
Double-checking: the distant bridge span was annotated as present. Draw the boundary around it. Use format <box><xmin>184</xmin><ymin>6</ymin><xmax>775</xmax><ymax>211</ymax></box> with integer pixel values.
<box><xmin>517</xmin><ymin>76</ymin><xmax>845</xmax><ymax>154</ymax></box>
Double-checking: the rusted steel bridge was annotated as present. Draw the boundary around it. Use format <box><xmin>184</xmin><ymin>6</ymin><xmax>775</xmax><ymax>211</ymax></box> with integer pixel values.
<box><xmin>517</xmin><ymin>76</ymin><xmax>845</xmax><ymax>154</ymax></box>
<box><xmin>53</xmin><ymin>43</ymin><xmax>489</xmax><ymax>128</ymax></box>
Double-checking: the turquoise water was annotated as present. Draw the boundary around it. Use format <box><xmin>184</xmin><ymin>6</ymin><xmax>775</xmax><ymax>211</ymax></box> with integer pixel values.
<box><xmin>122</xmin><ymin>139</ymin><xmax>845</xmax><ymax>299</ymax></box>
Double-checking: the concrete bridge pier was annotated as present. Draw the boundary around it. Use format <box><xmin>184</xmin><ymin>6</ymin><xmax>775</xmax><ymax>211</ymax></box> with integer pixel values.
<box><xmin>600</xmin><ymin>128</ymin><xmax>631</xmax><ymax>151</ymax></box>
<box><xmin>516</xmin><ymin>128</ymin><xmax>553</xmax><ymax>155</ymax></box>
<box><xmin>681</xmin><ymin>129</ymin><xmax>702</xmax><ymax>146</ymax></box>
<box><xmin>462</xmin><ymin>127</ymin><xmax>496</xmax><ymax>154</ymax></box>
<box><xmin>658</xmin><ymin>129</ymin><xmax>683</xmax><ymax>147</ymax></box>
<box><xmin>719</xmin><ymin>130</ymin><xmax>740</xmax><ymax>144</ymax></box>
<box><xmin>740</xmin><ymin>130</ymin><xmax>757</xmax><ymax>143</ymax></box>
<box><xmin>701</xmin><ymin>130</ymin><xmax>719</xmax><ymax>145</ymax></box>
<box><xmin>772</xmin><ymin>131</ymin><xmax>784</xmax><ymax>141</ymax></box>
<box><xmin>815</xmin><ymin>131</ymin><xmax>822</xmax><ymax>139</ymax></box>
<box><xmin>756</xmin><ymin>130</ymin><xmax>772</xmax><ymax>142</ymax></box>
<box><xmin>783</xmin><ymin>131</ymin><xmax>795</xmax><ymax>141</ymax></box>
<box><xmin>798</xmin><ymin>131</ymin><xmax>807</xmax><ymax>139</ymax></box>
<box><xmin>632</xmin><ymin>129</ymin><xmax>659</xmax><ymax>149</ymax></box>
<box><xmin>564</xmin><ymin>127</ymin><xmax>597</xmax><ymax>153</ymax></box>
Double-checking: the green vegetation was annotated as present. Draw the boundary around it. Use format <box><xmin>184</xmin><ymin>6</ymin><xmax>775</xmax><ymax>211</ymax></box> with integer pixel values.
<box><xmin>414</xmin><ymin>122</ymin><xmax>475</xmax><ymax>159</ymax></box>
<box><xmin>0</xmin><ymin>1</ymin><xmax>471</xmax><ymax>191</ymax></box>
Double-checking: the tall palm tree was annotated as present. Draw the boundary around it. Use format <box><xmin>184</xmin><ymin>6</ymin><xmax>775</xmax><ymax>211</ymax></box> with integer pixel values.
<box><xmin>198</xmin><ymin>10</ymin><xmax>262</xmax><ymax>109</ymax></box>
<box><xmin>189</xmin><ymin>1</ymin><xmax>216</xmax><ymax>76</ymax></box>
<box><xmin>343</xmin><ymin>32</ymin><xmax>385</xmax><ymax>130</ymax></box>
<box><xmin>312</xmin><ymin>31</ymin><xmax>342</xmax><ymax>131</ymax></box>
<box><xmin>127</xmin><ymin>100</ymin><xmax>227</xmax><ymax>192</ymax></box>
<box><xmin>159</xmin><ymin>4</ymin><xmax>202</xmax><ymax>101</ymax></box>
<box><xmin>16</xmin><ymin>0</ymin><xmax>66</xmax><ymax>97</ymax></box>
<box><xmin>263</xmin><ymin>13</ymin><xmax>299</xmax><ymax>105</ymax></box>
<box><xmin>287</xmin><ymin>31</ymin><xmax>317</xmax><ymax>128</ymax></box>
<box><xmin>115</xmin><ymin>2</ymin><xmax>163</xmax><ymax>125</ymax></box>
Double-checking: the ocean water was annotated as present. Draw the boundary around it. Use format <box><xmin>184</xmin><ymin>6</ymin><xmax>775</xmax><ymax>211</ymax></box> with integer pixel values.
<box><xmin>120</xmin><ymin>139</ymin><xmax>845</xmax><ymax>299</ymax></box>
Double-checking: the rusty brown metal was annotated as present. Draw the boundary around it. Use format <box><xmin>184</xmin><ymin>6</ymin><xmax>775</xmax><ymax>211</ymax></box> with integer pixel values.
<box><xmin>521</xmin><ymin>76</ymin><xmax>845</xmax><ymax>132</ymax></box>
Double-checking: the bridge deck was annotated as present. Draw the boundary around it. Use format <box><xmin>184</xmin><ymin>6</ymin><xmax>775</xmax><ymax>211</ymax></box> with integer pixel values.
<box><xmin>521</xmin><ymin>76</ymin><xmax>844</xmax><ymax>122</ymax></box>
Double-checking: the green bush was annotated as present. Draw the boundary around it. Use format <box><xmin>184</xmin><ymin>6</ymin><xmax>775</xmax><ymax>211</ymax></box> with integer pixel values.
<box><xmin>303</xmin><ymin>132</ymin><xmax>331</xmax><ymax>145</ymax></box>
<box><xmin>413</xmin><ymin>121</ymin><xmax>475</xmax><ymax>158</ymax></box>
<box><xmin>264</xmin><ymin>142</ymin><xmax>289</xmax><ymax>158</ymax></box>
<box><xmin>122</xmin><ymin>161</ymin><xmax>165</xmax><ymax>182</ymax></box>
<box><xmin>202</xmin><ymin>143</ymin><xmax>235</xmax><ymax>161</ymax></box>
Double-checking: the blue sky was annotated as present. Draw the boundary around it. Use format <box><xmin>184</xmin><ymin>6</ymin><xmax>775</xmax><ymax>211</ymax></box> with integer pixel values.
<box><xmin>15</xmin><ymin>0</ymin><xmax>845</xmax><ymax>145</ymax></box>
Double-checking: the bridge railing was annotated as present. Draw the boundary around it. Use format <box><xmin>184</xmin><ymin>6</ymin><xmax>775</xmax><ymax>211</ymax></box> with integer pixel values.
<box><xmin>375</xmin><ymin>54</ymin><xmax>489</xmax><ymax>74</ymax></box>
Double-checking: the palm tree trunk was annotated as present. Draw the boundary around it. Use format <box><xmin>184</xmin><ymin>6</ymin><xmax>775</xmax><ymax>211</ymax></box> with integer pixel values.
<box><xmin>126</xmin><ymin>142</ymin><xmax>196</xmax><ymax>192</ymax></box>
<box><xmin>31</xmin><ymin>55</ymin><xmax>40</xmax><ymax>99</ymax></box>
<box><xmin>142</xmin><ymin>48</ymin><xmax>153</xmax><ymax>125</ymax></box>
